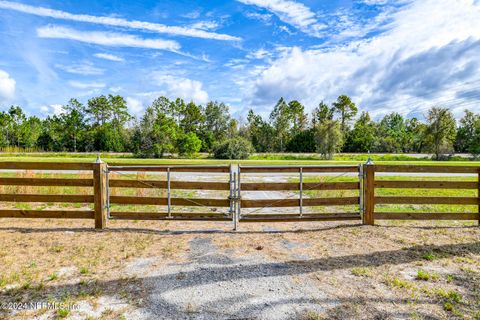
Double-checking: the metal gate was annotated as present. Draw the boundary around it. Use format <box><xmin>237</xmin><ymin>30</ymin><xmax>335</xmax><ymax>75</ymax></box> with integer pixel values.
<box><xmin>105</xmin><ymin>164</ymin><xmax>235</xmax><ymax>221</ymax></box>
<box><xmin>234</xmin><ymin>165</ymin><xmax>363</xmax><ymax>224</ymax></box>
<box><xmin>104</xmin><ymin>164</ymin><xmax>363</xmax><ymax>229</ymax></box>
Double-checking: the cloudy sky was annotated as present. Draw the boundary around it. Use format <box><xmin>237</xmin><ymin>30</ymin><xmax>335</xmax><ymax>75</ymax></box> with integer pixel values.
<box><xmin>0</xmin><ymin>0</ymin><xmax>479</xmax><ymax>120</ymax></box>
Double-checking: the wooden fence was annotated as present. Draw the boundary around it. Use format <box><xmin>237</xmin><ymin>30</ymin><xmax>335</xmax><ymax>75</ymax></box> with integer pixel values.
<box><xmin>0</xmin><ymin>161</ymin><xmax>478</xmax><ymax>229</ymax></box>
<box><xmin>364</xmin><ymin>164</ymin><xmax>480</xmax><ymax>225</ymax></box>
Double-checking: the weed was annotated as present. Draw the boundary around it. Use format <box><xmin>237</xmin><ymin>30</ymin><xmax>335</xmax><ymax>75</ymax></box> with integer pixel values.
<box><xmin>49</xmin><ymin>246</ymin><xmax>64</xmax><ymax>253</ymax></box>
<box><xmin>79</xmin><ymin>267</ymin><xmax>89</xmax><ymax>275</ymax></box>
<box><xmin>56</xmin><ymin>308</ymin><xmax>70</xmax><ymax>318</ymax></box>
<box><xmin>48</xmin><ymin>273</ymin><xmax>58</xmax><ymax>281</ymax></box>
<box><xmin>422</xmin><ymin>252</ymin><xmax>437</xmax><ymax>261</ymax></box>
<box><xmin>443</xmin><ymin>302</ymin><xmax>454</xmax><ymax>312</ymax></box>
<box><xmin>351</xmin><ymin>267</ymin><xmax>373</xmax><ymax>277</ymax></box>
<box><xmin>416</xmin><ymin>270</ymin><xmax>439</xmax><ymax>281</ymax></box>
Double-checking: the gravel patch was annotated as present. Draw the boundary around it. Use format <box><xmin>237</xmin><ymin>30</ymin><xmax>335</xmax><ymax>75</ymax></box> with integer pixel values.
<box><xmin>125</xmin><ymin>236</ymin><xmax>336</xmax><ymax>319</ymax></box>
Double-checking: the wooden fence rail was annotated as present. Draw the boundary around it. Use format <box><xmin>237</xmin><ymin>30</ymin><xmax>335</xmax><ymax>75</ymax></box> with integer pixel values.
<box><xmin>0</xmin><ymin>161</ymin><xmax>478</xmax><ymax>228</ymax></box>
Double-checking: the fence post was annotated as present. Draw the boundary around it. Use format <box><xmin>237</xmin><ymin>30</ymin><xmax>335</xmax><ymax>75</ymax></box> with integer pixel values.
<box><xmin>363</xmin><ymin>162</ymin><xmax>375</xmax><ymax>226</ymax></box>
<box><xmin>93</xmin><ymin>161</ymin><xmax>107</xmax><ymax>229</ymax></box>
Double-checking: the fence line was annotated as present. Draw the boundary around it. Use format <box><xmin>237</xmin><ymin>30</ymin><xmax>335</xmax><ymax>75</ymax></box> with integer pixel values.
<box><xmin>0</xmin><ymin>161</ymin><xmax>478</xmax><ymax>228</ymax></box>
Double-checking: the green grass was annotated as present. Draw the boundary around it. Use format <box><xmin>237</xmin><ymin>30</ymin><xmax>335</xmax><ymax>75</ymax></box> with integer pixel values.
<box><xmin>0</xmin><ymin>152</ymin><xmax>478</xmax><ymax>166</ymax></box>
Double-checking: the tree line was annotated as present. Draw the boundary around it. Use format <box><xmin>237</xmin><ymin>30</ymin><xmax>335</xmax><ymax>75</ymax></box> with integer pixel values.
<box><xmin>0</xmin><ymin>94</ymin><xmax>479</xmax><ymax>159</ymax></box>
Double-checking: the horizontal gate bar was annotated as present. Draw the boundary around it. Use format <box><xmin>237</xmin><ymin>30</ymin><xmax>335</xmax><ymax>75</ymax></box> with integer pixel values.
<box><xmin>109</xmin><ymin>180</ymin><xmax>230</xmax><ymax>190</ymax></box>
<box><xmin>110</xmin><ymin>196</ymin><xmax>230</xmax><ymax>207</ymax></box>
<box><xmin>241</xmin><ymin>182</ymin><xmax>359</xmax><ymax>191</ymax></box>
<box><xmin>375</xmin><ymin>212</ymin><xmax>479</xmax><ymax>220</ymax></box>
<box><xmin>239</xmin><ymin>165</ymin><xmax>359</xmax><ymax>173</ymax></box>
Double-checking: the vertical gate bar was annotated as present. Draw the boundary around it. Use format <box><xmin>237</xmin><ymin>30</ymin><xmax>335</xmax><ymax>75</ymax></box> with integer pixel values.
<box><xmin>229</xmin><ymin>164</ymin><xmax>233</xmax><ymax>217</ymax></box>
<box><xmin>233</xmin><ymin>172</ymin><xmax>237</xmax><ymax>230</ymax></box>
<box><xmin>237</xmin><ymin>165</ymin><xmax>241</xmax><ymax>223</ymax></box>
<box><xmin>105</xmin><ymin>165</ymin><xmax>111</xmax><ymax>219</ymax></box>
<box><xmin>477</xmin><ymin>169</ymin><xmax>479</xmax><ymax>226</ymax></box>
<box><xmin>359</xmin><ymin>164</ymin><xmax>364</xmax><ymax>219</ymax></box>
<box><xmin>299</xmin><ymin>167</ymin><xmax>303</xmax><ymax>217</ymax></box>
<box><xmin>167</xmin><ymin>167</ymin><xmax>171</xmax><ymax>218</ymax></box>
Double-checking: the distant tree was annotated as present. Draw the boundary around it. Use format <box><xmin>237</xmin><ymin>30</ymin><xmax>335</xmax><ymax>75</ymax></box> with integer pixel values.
<box><xmin>344</xmin><ymin>112</ymin><xmax>376</xmax><ymax>152</ymax></box>
<box><xmin>405</xmin><ymin>118</ymin><xmax>427</xmax><ymax>153</ymax></box>
<box><xmin>286</xmin><ymin>129</ymin><xmax>316</xmax><ymax>152</ymax></box>
<box><xmin>178</xmin><ymin>132</ymin><xmax>202</xmax><ymax>157</ymax></box>
<box><xmin>60</xmin><ymin>99</ymin><xmax>86</xmax><ymax>152</ymax></box>
<box><xmin>8</xmin><ymin>106</ymin><xmax>26</xmax><ymax>147</ymax></box>
<box><xmin>269</xmin><ymin>97</ymin><xmax>290</xmax><ymax>151</ymax></box>
<box><xmin>86</xmin><ymin>95</ymin><xmax>111</xmax><ymax>126</ymax></box>
<box><xmin>213</xmin><ymin>137</ymin><xmax>252</xmax><ymax>159</ymax></box>
<box><xmin>180</xmin><ymin>102</ymin><xmax>205</xmax><ymax>134</ymax></box>
<box><xmin>425</xmin><ymin>107</ymin><xmax>457</xmax><ymax>160</ymax></box>
<box><xmin>375</xmin><ymin>112</ymin><xmax>408</xmax><ymax>153</ymax></box>
<box><xmin>332</xmin><ymin>95</ymin><xmax>358</xmax><ymax>132</ymax></box>
<box><xmin>227</xmin><ymin>118</ymin><xmax>238</xmax><ymax>139</ymax></box>
<box><xmin>312</xmin><ymin>101</ymin><xmax>334</xmax><ymax>126</ymax></box>
<box><xmin>315</xmin><ymin>120</ymin><xmax>343</xmax><ymax>159</ymax></box>
<box><xmin>455</xmin><ymin>110</ymin><xmax>480</xmax><ymax>153</ymax></box>
<box><xmin>20</xmin><ymin>116</ymin><xmax>42</xmax><ymax>148</ymax></box>
<box><xmin>287</xmin><ymin>100</ymin><xmax>307</xmax><ymax>135</ymax></box>
<box><xmin>203</xmin><ymin>101</ymin><xmax>231</xmax><ymax>150</ymax></box>
<box><xmin>246</xmin><ymin>110</ymin><xmax>274</xmax><ymax>152</ymax></box>
<box><xmin>0</xmin><ymin>111</ymin><xmax>12</xmax><ymax>147</ymax></box>
<box><xmin>133</xmin><ymin>105</ymin><xmax>179</xmax><ymax>158</ymax></box>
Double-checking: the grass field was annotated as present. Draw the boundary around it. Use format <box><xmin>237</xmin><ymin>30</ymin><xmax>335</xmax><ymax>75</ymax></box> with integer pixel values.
<box><xmin>0</xmin><ymin>152</ymin><xmax>478</xmax><ymax>166</ymax></box>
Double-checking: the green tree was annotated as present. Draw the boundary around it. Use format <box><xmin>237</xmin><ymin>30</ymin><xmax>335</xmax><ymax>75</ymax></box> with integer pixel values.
<box><xmin>178</xmin><ymin>132</ymin><xmax>202</xmax><ymax>157</ymax></box>
<box><xmin>315</xmin><ymin>120</ymin><xmax>343</xmax><ymax>159</ymax></box>
<box><xmin>180</xmin><ymin>102</ymin><xmax>205</xmax><ymax>134</ymax></box>
<box><xmin>269</xmin><ymin>97</ymin><xmax>290</xmax><ymax>151</ymax></box>
<box><xmin>60</xmin><ymin>99</ymin><xmax>86</xmax><ymax>152</ymax></box>
<box><xmin>287</xmin><ymin>100</ymin><xmax>307</xmax><ymax>135</ymax></box>
<box><xmin>345</xmin><ymin>111</ymin><xmax>376</xmax><ymax>152</ymax></box>
<box><xmin>332</xmin><ymin>95</ymin><xmax>358</xmax><ymax>132</ymax></box>
<box><xmin>425</xmin><ymin>107</ymin><xmax>457</xmax><ymax>160</ymax></box>
<box><xmin>375</xmin><ymin>112</ymin><xmax>408</xmax><ymax>153</ymax></box>
<box><xmin>455</xmin><ymin>110</ymin><xmax>480</xmax><ymax>153</ymax></box>
<box><xmin>203</xmin><ymin>101</ymin><xmax>231</xmax><ymax>150</ymax></box>
<box><xmin>312</xmin><ymin>101</ymin><xmax>333</xmax><ymax>126</ymax></box>
<box><xmin>213</xmin><ymin>137</ymin><xmax>252</xmax><ymax>159</ymax></box>
<box><xmin>133</xmin><ymin>105</ymin><xmax>179</xmax><ymax>158</ymax></box>
<box><xmin>246</xmin><ymin>110</ymin><xmax>274</xmax><ymax>152</ymax></box>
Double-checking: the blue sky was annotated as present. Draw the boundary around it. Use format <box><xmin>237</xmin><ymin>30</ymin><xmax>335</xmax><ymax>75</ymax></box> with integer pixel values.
<box><xmin>0</xmin><ymin>0</ymin><xmax>479</xmax><ymax>120</ymax></box>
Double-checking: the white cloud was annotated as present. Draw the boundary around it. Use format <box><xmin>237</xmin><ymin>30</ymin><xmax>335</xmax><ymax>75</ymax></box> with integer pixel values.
<box><xmin>55</xmin><ymin>63</ymin><xmax>104</xmax><ymax>75</ymax></box>
<box><xmin>246</xmin><ymin>0</ymin><xmax>480</xmax><ymax>119</ymax></box>
<box><xmin>0</xmin><ymin>69</ymin><xmax>15</xmax><ymax>102</ymax></box>
<box><xmin>94</xmin><ymin>53</ymin><xmax>124</xmax><ymax>62</ymax></box>
<box><xmin>68</xmin><ymin>80</ymin><xmax>106</xmax><ymax>89</ymax></box>
<box><xmin>189</xmin><ymin>21</ymin><xmax>220</xmax><ymax>31</ymax></box>
<box><xmin>40</xmin><ymin>104</ymin><xmax>63</xmax><ymax>115</ymax></box>
<box><xmin>247</xmin><ymin>48</ymin><xmax>270</xmax><ymax>60</ymax></box>
<box><xmin>237</xmin><ymin>0</ymin><xmax>325</xmax><ymax>36</ymax></box>
<box><xmin>126</xmin><ymin>96</ymin><xmax>144</xmax><ymax>116</ymax></box>
<box><xmin>0</xmin><ymin>0</ymin><xmax>240</xmax><ymax>41</ymax></box>
<box><xmin>37</xmin><ymin>25</ymin><xmax>181</xmax><ymax>51</ymax></box>
<box><xmin>154</xmin><ymin>74</ymin><xmax>209</xmax><ymax>104</ymax></box>
<box><xmin>245</xmin><ymin>11</ymin><xmax>273</xmax><ymax>23</ymax></box>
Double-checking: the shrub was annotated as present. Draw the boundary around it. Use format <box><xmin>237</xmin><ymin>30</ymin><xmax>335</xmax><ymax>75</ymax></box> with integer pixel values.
<box><xmin>177</xmin><ymin>132</ymin><xmax>202</xmax><ymax>157</ymax></box>
<box><xmin>213</xmin><ymin>137</ymin><xmax>252</xmax><ymax>159</ymax></box>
